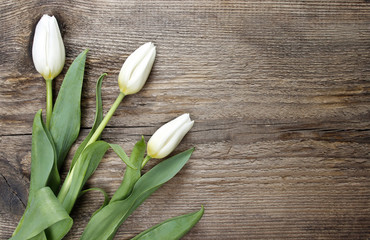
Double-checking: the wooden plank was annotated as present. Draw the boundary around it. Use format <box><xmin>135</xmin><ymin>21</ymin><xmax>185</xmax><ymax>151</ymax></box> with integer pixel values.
<box><xmin>1</xmin><ymin>0</ymin><xmax>370</xmax><ymax>239</ymax></box>
<box><xmin>1</xmin><ymin>132</ymin><xmax>369</xmax><ymax>239</ymax></box>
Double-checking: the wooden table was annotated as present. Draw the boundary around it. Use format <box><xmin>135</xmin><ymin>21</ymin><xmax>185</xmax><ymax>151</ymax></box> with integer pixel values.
<box><xmin>1</xmin><ymin>1</ymin><xmax>369</xmax><ymax>239</ymax></box>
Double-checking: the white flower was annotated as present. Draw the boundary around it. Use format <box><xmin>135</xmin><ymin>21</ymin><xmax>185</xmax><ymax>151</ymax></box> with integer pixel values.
<box><xmin>118</xmin><ymin>42</ymin><xmax>156</xmax><ymax>95</ymax></box>
<box><xmin>147</xmin><ymin>114</ymin><xmax>194</xmax><ymax>159</ymax></box>
<box><xmin>32</xmin><ymin>14</ymin><xmax>65</xmax><ymax>81</ymax></box>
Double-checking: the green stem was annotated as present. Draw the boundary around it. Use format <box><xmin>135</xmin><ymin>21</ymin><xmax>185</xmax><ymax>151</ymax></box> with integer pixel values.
<box><xmin>57</xmin><ymin>92</ymin><xmax>125</xmax><ymax>211</ymax></box>
<box><xmin>45</xmin><ymin>79</ymin><xmax>53</xmax><ymax>129</ymax></box>
<box><xmin>141</xmin><ymin>155</ymin><xmax>152</xmax><ymax>169</ymax></box>
<box><xmin>57</xmin><ymin>166</ymin><xmax>76</xmax><ymax>205</ymax></box>
<box><xmin>86</xmin><ymin>92</ymin><xmax>125</xmax><ymax>147</ymax></box>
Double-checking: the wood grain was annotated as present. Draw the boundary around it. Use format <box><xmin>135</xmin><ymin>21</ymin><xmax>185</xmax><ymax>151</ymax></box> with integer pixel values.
<box><xmin>1</xmin><ymin>0</ymin><xmax>370</xmax><ymax>239</ymax></box>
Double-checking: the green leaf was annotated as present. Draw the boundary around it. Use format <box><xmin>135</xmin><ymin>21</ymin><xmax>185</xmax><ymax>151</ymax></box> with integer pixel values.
<box><xmin>12</xmin><ymin>110</ymin><xmax>60</xmax><ymax>236</ymax></box>
<box><xmin>47</xmin><ymin>141</ymin><xmax>111</xmax><ymax>238</ymax></box>
<box><xmin>57</xmin><ymin>141</ymin><xmax>110</xmax><ymax>214</ymax></box>
<box><xmin>131</xmin><ymin>206</ymin><xmax>204</xmax><ymax>240</ymax></box>
<box><xmin>10</xmin><ymin>187</ymin><xmax>72</xmax><ymax>240</ymax></box>
<box><xmin>79</xmin><ymin>187</ymin><xmax>110</xmax><ymax>217</ymax></box>
<box><xmin>57</xmin><ymin>140</ymin><xmax>140</xmax><ymax>215</ymax></box>
<box><xmin>57</xmin><ymin>141</ymin><xmax>137</xmax><ymax>214</ymax></box>
<box><xmin>109</xmin><ymin>143</ymin><xmax>137</xmax><ymax>170</ymax></box>
<box><xmin>41</xmin><ymin>116</ymin><xmax>60</xmax><ymax>194</ymax></box>
<box><xmin>29</xmin><ymin>110</ymin><xmax>59</xmax><ymax>201</ymax></box>
<box><xmin>50</xmin><ymin>49</ymin><xmax>88</xmax><ymax>170</ymax></box>
<box><xmin>81</xmin><ymin>148</ymin><xmax>194</xmax><ymax>240</ymax></box>
<box><xmin>110</xmin><ymin>137</ymin><xmax>145</xmax><ymax>203</ymax></box>
<box><xmin>71</xmin><ymin>73</ymin><xmax>105</xmax><ymax>168</ymax></box>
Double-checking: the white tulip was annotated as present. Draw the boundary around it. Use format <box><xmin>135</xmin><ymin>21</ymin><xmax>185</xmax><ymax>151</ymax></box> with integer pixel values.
<box><xmin>32</xmin><ymin>14</ymin><xmax>65</xmax><ymax>80</ymax></box>
<box><xmin>118</xmin><ymin>42</ymin><xmax>156</xmax><ymax>95</ymax></box>
<box><xmin>147</xmin><ymin>114</ymin><xmax>194</xmax><ymax>159</ymax></box>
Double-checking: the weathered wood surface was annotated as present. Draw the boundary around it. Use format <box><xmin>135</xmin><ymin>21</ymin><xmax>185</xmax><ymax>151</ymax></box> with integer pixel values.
<box><xmin>1</xmin><ymin>0</ymin><xmax>370</xmax><ymax>239</ymax></box>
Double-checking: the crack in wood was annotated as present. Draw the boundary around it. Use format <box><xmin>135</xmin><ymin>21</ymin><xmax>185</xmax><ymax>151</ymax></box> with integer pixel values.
<box><xmin>0</xmin><ymin>133</ymin><xmax>32</xmax><ymax>137</ymax></box>
<box><xmin>1</xmin><ymin>174</ymin><xmax>26</xmax><ymax>209</ymax></box>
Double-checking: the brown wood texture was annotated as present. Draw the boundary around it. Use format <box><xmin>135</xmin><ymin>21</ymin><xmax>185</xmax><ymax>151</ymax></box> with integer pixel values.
<box><xmin>1</xmin><ymin>0</ymin><xmax>370</xmax><ymax>239</ymax></box>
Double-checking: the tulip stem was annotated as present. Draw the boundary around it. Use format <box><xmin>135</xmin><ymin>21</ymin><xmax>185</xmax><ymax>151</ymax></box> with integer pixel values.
<box><xmin>141</xmin><ymin>155</ymin><xmax>152</xmax><ymax>169</ymax></box>
<box><xmin>57</xmin><ymin>92</ymin><xmax>125</xmax><ymax>210</ymax></box>
<box><xmin>45</xmin><ymin>79</ymin><xmax>53</xmax><ymax>129</ymax></box>
<box><xmin>86</xmin><ymin>92</ymin><xmax>125</xmax><ymax>147</ymax></box>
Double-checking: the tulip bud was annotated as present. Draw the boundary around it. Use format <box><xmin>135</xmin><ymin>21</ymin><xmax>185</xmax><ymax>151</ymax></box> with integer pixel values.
<box><xmin>32</xmin><ymin>14</ymin><xmax>65</xmax><ymax>81</ymax></box>
<box><xmin>118</xmin><ymin>42</ymin><xmax>156</xmax><ymax>95</ymax></box>
<box><xmin>147</xmin><ymin>114</ymin><xmax>194</xmax><ymax>159</ymax></box>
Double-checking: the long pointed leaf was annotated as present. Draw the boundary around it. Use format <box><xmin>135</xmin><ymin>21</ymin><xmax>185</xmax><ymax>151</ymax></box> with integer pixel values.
<box><xmin>50</xmin><ymin>49</ymin><xmax>88</xmax><ymax>169</ymax></box>
<box><xmin>58</xmin><ymin>141</ymin><xmax>110</xmax><ymax>213</ymax></box>
<box><xmin>41</xmin><ymin>114</ymin><xmax>60</xmax><ymax>194</ymax></box>
<box><xmin>71</xmin><ymin>73</ymin><xmax>105</xmax><ymax>168</ymax></box>
<box><xmin>47</xmin><ymin>141</ymin><xmax>111</xmax><ymax>238</ymax></box>
<box><xmin>109</xmin><ymin>143</ymin><xmax>137</xmax><ymax>170</ymax></box>
<box><xmin>12</xmin><ymin>110</ymin><xmax>59</xmax><ymax>236</ymax></box>
<box><xmin>29</xmin><ymin>110</ymin><xmax>59</xmax><ymax>201</ymax></box>
<box><xmin>110</xmin><ymin>137</ymin><xmax>145</xmax><ymax>202</ymax></box>
<box><xmin>10</xmin><ymin>187</ymin><xmax>72</xmax><ymax>240</ymax></box>
<box><xmin>81</xmin><ymin>148</ymin><xmax>194</xmax><ymax>240</ymax></box>
<box><xmin>131</xmin><ymin>206</ymin><xmax>204</xmax><ymax>240</ymax></box>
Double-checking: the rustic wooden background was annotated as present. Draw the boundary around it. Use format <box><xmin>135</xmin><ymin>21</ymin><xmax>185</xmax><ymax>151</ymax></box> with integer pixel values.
<box><xmin>1</xmin><ymin>0</ymin><xmax>369</xmax><ymax>239</ymax></box>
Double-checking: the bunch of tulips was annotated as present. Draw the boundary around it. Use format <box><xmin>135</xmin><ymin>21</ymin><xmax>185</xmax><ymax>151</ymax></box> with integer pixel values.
<box><xmin>10</xmin><ymin>14</ymin><xmax>203</xmax><ymax>240</ymax></box>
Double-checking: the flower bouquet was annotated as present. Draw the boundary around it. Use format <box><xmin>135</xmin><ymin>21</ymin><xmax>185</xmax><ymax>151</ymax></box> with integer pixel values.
<box><xmin>10</xmin><ymin>14</ymin><xmax>203</xmax><ymax>240</ymax></box>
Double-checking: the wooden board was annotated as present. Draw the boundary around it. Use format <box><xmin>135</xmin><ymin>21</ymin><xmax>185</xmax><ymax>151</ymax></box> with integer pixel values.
<box><xmin>1</xmin><ymin>0</ymin><xmax>369</xmax><ymax>239</ymax></box>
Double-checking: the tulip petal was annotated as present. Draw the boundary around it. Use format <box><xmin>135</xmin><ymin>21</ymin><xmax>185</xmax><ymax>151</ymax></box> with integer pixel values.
<box><xmin>156</xmin><ymin>120</ymin><xmax>194</xmax><ymax>159</ymax></box>
<box><xmin>127</xmin><ymin>46</ymin><xmax>156</xmax><ymax>94</ymax></box>
<box><xmin>119</xmin><ymin>43</ymin><xmax>151</xmax><ymax>86</ymax></box>
<box><xmin>118</xmin><ymin>42</ymin><xmax>155</xmax><ymax>94</ymax></box>
<box><xmin>47</xmin><ymin>16</ymin><xmax>65</xmax><ymax>79</ymax></box>
<box><xmin>32</xmin><ymin>15</ymin><xmax>49</xmax><ymax>78</ymax></box>
<box><xmin>147</xmin><ymin>114</ymin><xmax>193</xmax><ymax>158</ymax></box>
